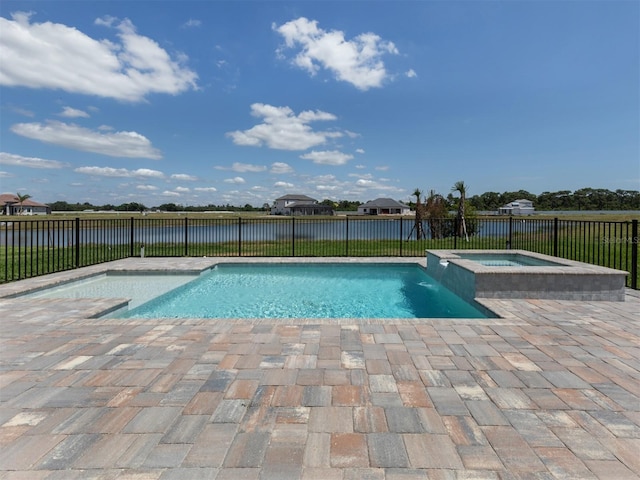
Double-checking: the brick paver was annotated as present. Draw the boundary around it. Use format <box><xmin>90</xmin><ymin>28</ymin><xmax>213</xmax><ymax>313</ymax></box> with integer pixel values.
<box><xmin>0</xmin><ymin>257</ymin><xmax>639</xmax><ymax>479</ymax></box>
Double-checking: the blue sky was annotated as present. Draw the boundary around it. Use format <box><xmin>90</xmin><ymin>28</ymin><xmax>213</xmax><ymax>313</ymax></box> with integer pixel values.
<box><xmin>1</xmin><ymin>1</ymin><xmax>638</xmax><ymax>207</ymax></box>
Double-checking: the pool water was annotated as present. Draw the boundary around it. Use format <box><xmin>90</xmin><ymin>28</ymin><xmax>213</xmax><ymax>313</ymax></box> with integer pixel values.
<box><xmin>118</xmin><ymin>263</ymin><xmax>490</xmax><ymax>319</ymax></box>
<box><xmin>458</xmin><ymin>253</ymin><xmax>564</xmax><ymax>267</ymax></box>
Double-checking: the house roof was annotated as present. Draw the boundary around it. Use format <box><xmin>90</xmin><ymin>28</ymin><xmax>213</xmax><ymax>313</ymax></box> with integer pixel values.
<box><xmin>0</xmin><ymin>193</ymin><xmax>49</xmax><ymax>208</ymax></box>
<box><xmin>275</xmin><ymin>194</ymin><xmax>317</xmax><ymax>202</ymax></box>
<box><xmin>359</xmin><ymin>198</ymin><xmax>409</xmax><ymax>208</ymax></box>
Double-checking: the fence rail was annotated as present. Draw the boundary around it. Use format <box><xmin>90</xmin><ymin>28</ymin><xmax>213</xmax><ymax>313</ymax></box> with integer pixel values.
<box><xmin>1</xmin><ymin>216</ymin><xmax>638</xmax><ymax>289</ymax></box>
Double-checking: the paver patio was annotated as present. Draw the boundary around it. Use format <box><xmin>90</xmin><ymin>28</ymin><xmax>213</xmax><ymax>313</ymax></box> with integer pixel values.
<box><xmin>0</xmin><ymin>258</ymin><xmax>638</xmax><ymax>479</ymax></box>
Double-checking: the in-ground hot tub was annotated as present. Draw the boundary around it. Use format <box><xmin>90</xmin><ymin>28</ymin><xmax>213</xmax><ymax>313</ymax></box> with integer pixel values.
<box><xmin>426</xmin><ymin>250</ymin><xmax>628</xmax><ymax>302</ymax></box>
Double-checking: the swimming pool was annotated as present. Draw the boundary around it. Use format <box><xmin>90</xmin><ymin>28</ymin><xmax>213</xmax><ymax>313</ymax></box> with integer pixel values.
<box><xmin>114</xmin><ymin>263</ymin><xmax>490</xmax><ymax>319</ymax></box>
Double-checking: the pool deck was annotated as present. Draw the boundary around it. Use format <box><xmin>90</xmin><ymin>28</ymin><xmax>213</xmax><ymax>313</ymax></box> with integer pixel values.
<box><xmin>1</xmin><ymin>257</ymin><xmax>639</xmax><ymax>479</ymax></box>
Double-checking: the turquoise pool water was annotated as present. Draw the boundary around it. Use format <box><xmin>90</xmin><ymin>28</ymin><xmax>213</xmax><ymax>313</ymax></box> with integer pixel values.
<box><xmin>458</xmin><ymin>253</ymin><xmax>564</xmax><ymax>267</ymax></box>
<box><xmin>118</xmin><ymin>263</ymin><xmax>490</xmax><ymax>319</ymax></box>
<box><xmin>22</xmin><ymin>273</ymin><xmax>199</xmax><ymax>309</ymax></box>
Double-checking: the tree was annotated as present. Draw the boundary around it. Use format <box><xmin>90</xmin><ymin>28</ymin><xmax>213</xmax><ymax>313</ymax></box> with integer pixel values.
<box><xmin>411</xmin><ymin>188</ymin><xmax>425</xmax><ymax>240</ymax></box>
<box><xmin>424</xmin><ymin>190</ymin><xmax>449</xmax><ymax>239</ymax></box>
<box><xmin>16</xmin><ymin>192</ymin><xmax>31</xmax><ymax>215</ymax></box>
<box><xmin>451</xmin><ymin>181</ymin><xmax>468</xmax><ymax>240</ymax></box>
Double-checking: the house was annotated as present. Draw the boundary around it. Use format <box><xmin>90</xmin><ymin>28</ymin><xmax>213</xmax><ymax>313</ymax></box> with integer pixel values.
<box><xmin>0</xmin><ymin>194</ymin><xmax>51</xmax><ymax>215</ymax></box>
<box><xmin>357</xmin><ymin>198</ymin><xmax>411</xmax><ymax>216</ymax></box>
<box><xmin>498</xmin><ymin>199</ymin><xmax>535</xmax><ymax>215</ymax></box>
<box><xmin>270</xmin><ymin>194</ymin><xmax>334</xmax><ymax>216</ymax></box>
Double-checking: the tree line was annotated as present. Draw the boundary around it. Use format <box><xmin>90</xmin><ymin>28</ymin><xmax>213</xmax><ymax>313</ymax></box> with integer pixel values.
<box><xmin>45</xmin><ymin>187</ymin><xmax>638</xmax><ymax>213</ymax></box>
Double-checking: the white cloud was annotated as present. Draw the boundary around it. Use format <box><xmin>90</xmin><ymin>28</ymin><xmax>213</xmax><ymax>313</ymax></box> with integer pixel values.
<box><xmin>0</xmin><ymin>151</ymin><xmax>69</xmax><ymax>169</ymax></box>
<box><xmin>274</xmin><ymin>17</ymin><xmax>399</xmax><ymax>90</ymax></box>
<box><xmin>171</xmin><ymin>173</ymin><xmax>198</xmax><ymax>181</ymax></box>
<box><xmin>161</xmin><ymin>190</ymin><xmax>181</xmax><ymax>197</ymax></box>
<box><xmin>375</xmin><ymin>165</ymin><xmax>389</xmax><ymax>171</ymax></box>
<box><xmin>406</xmin><ymin>69</ymin><xmax>417</xmax><ymax>78</ymax></box>
<box><xmin>226</xmin><ymin>103</ymin><xmax>341</xmax><ymax>151</ymax></box>
<box><xmin>137</xmin><ymin>184</ymin><xmax>158</xmax><ymax>191</ymax></box>
<box><xmin>174</xmin><ymin>186</ymin><xmax>190</xmax><ymax>192</ymax></box>
<box><xmin>355</xmin><ymin>148</ymin><xmax>365</xmax><ymax>154</ymax></box>
<box><xmin>215</xmin><ymin>162</ymin><xmax>267</xmax><ymax>173</ymax></box>
<box><xmin>224</xmin><ymin>176</ymin><xmax>246</xmax><ymax>184</ymax></box>
<box><xmin>194</xmin><ymin>186</ymin><xmax>217</xmax><ymax>192</ymax></box>
<box><xmin>0</xmin><ymin>12</ymin><xmax>197</xmax><ymax>102</ymax></box>
<box><xmin>182</xmin><ymin>19</ymin><xmax>201</xmax><ymax>28</ymax></box>
<box><xmin>75</xmin><ymin>166</ymin><xmax>164</xmax><ymax>178</ymax></box>
<box><xmin>59</xmin><ymin>106</ymin><xmax>89</xmax><ymax>118</ymax></box>
<box><xmin>274</xmin><ymin>181</ymin><xmax>294</xmax><ymax>188</ymax></box>
<box><xmin>300</xmin><ymin>150</ymin><xmax>353</xmax><ymax>166</ymax></box>
<box><xmin>11</xmin><ymin>121</ymin><xmax>162</xmax><ymax>159</ymax></box>
<box><xmin>270</xmin><ymin>162</ymin><xmax>294</xmax><ymax>174</ymax></box>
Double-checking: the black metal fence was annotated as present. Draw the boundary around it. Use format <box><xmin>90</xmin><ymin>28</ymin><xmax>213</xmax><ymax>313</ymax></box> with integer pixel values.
<box><xmin>1</xmin><ymin>216</ymin><xmax>638</xmax><ymax>289</ymax></box>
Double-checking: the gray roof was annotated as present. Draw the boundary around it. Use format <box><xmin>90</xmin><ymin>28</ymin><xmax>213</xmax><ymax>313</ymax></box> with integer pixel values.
<box><xmin>276</xmin><ymin>194</ymin><xmax>317</xmax><ymax>202</ymax></box>
<box><xmin>359</xmin><ymin>198</ymin><xmax>409</xmax><ymax>208</ymax></box>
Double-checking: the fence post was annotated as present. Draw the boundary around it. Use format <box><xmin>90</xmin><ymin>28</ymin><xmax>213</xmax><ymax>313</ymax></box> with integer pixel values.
<box><xmin>129</xmin><ymin>217</ymin><xmax>134</xmax><ymax>257</ymax></box>
<box><xmin>454</xmin><ymin>217</ymin><xmax>458</xmax><ymax>249</ymax></box>
<box><xmin>291</xmin><ymin>217</ymin><xmax>295</xmax><ymax>257</ymax></box>
<box><xmin>184</xmin><ymin>217</ymin><xmax>189</xmax><ymax>256</ymax></box>
<box><xmin>399</xmin><ymin>218</ymin><xmax>403</xmax><ymax>256</ymax></box>
<box><xmin>507</xmin><ymin>217</ymin><xmax>513</xmax><ymax>249</ymax></box>
<box><xmin>75</xmin><ymin>217</ymin><xmax>80</xmax><ymax>267</ymax></box>
<box><xmin>632</xmin><ymin>219</ymin><xmax>638</xmax><ymax>290</ymax></box>
<box><xmin>553</xmin><ymin>217</ymin><xmax>559</xmax><ymax>257</ymax></box>
<box><xmin>237</xmin><ymin>217</ymin><xmax>242</xmax><ymax>256</ymax></box>
<box><xmin>345</xmin><ymin>216</ymin><xmax>349</xmax><ymax>256</ymax></box>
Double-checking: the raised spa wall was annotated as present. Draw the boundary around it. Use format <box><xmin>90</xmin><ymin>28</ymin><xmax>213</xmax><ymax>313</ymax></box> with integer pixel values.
<box><xmin>426</xmin><ymin>250</ymin><xmax>628</xmax><ymax>302</ymax></box>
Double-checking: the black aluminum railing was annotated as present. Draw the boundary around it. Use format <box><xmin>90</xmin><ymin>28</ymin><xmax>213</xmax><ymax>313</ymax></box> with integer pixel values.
<box><xmin>1</xmin><ymin>216</ymin><xmax>638</xmax><ymax>289</ymax></box>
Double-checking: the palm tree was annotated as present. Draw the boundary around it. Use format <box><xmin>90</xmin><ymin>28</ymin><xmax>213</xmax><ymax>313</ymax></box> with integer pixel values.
<box><xmin>16</xmin><ymin>192</ymin><xmax>31</xmax><ymax>215</ymax></box>
<box><xmin>412</xmin><ymin>188</ymin><xmax>425</xmax><ymax>240</ymax></box>
<box><xmin>451</xmin><ymin>181</ymin><xmax>468</xmax><ymax>240</ymax></box>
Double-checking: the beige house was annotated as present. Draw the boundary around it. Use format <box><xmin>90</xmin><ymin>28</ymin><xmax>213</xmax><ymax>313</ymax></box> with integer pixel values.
<box><xmin>0</xmin><ymin>194</ymin><xmax>51</xmax><ymax>215</ymax></box>
<box><xmin>271</xmin><ymin>194</ymin><xmax>334</xmax><ymax>216</ymax></box>
<box><xmin>357</xmin><ymin>198</ymin><xmax>411</xmax><ymax>215</ymax></box>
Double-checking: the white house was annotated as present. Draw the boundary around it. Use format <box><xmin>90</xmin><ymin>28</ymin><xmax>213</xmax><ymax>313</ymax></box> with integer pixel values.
<box><xmin>498</xmin><ymin>199</ymin><xmax>535</xmax><ymax>215</ymax></box>
<box><xmin>271</xmin><ymin>194</ymin><xmax>334</xmax><ymax>216</ymax></box>
<box><xmin>357</xmin><ymin>198</ymin><xmax>411</xmax><ymax>215</ymax></box>
<box><xmin>0</xmin><ymin>194</ymin><xmax>51</xmax><ymax>215</ymax></box>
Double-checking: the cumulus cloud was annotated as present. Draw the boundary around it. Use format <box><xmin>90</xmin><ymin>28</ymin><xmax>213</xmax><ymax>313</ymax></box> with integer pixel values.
<box><xmin>0</xmin><ymin>151</ymin><xmax>69</xmax><ymax>169</ymax></box>
<box><xmin>11</xmin><ymin>121</ymin><xmax>162</xmax><ymax>159</ymax></box>
<box><xmin>195</xmin><ymin>186</ymin><xmax>217</xmax><ymax>192</ymax></box>
<box><xmin>75</xmin><ymin>166</ymin><xmax>164</xmax><ymax>178</ymax></box>
<box><xmin>355</xmin><ymin>148</ymin><xmax>365</xmax><ymax>154</ymax></box>
<box><xmin>59</xmin><ymin>106</ymin><xmax>89</xmax><ymax>118</ymax></box>
<box><xmin>226</xmin><ymin>103</ymin><xmax>341</xmax><ymax>151</ymax></box>
<box><xmin>224</xmin><ymin>176</ymin><xmax>246</xmax><ymax>184</ymax></box>
<box><xmin>216</xmin><ymin>162</ymin><xmax>267</xmax><ymax>173</ymax></box>
<box><xmin>270</xmin><ymin>162</ymin><xmax>294</xmax><ymax>174</ymax></box>
<box><xmin>274</xmin><ymin>17</ymin><xmax>399</xmax><ymax>90</ymax></box>
<box><xmin>171</xmin><ymin>173</ymin><xmax>198</xmax><ymax>181</ymax></box>
<box><xmin>0</xmin><ymin>12</ymin><xmax>198</xmax><ymax>102</ymax></box>
<box><xmin>406</xmin><ymin>69</ymin><xmax>417</xmax><ymax>78</ymax></box>
<box><xmin>161</xmin><ymin>190</ymin><xmax>181</xmax><ymax>197</ymax></box>
<box><xmin>274</xmin><ymin>181</ymin><xmax>294</xmax><ymax>188</ymax></box>
<box><xmin>300</xmin><ymin>150</ymin><xmax>353</xmax><ymax>166</ymax></box>
<box><xmin>137</xmin><ymin>184</ymin><xmax>158</xmax><ymax>191</ymax></box>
